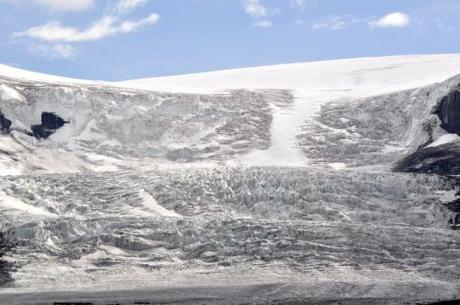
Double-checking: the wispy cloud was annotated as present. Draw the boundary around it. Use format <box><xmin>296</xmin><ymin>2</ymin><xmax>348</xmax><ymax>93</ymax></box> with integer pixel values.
<box><xmin>0</xmin><ymin>0</ymin><xmax>96</xmax><ymax>12</ymax></box>
<box><xmin>312</xmin><ymin>15</ymin><xmax>370</xmax><ymax>31</ymax></box>
<box><xmin>115</xmin><ymin>0</ymin><xmax>147</xmax><ymax>14</ymax></box>
<box><xmin>369</xmin><ymin>12</ymin><xmax>411</xmax><ymax>28</ymax></box>
<box><xmin>27</xmin><ymin>43</ymin><xmax>77</xmax><ymax>59</ymax></box>
<box><xmin>15</xmin><ymin>13</ymin><xmax>160</xmax><ymax>42</ymax></box>
<box><xmin>243</xmin><ymin>0</ymin><xmax>267</xmax><ymax>18</ymax></box>
<box><xmin>35</xmin><ymin>0</ymin><xmax>94</xmax><ymax>12</ymax></box>
<box><xmin>12</xmin><ymin>0</ymin><xmax>159</xmax><ymax>60</ymax></box>
<box><xmin>243</xmin><ymin>0</ymin><xmax>278</xmax><ymax>28</ymax></box>
<box><xmin>434</xmin><ymin>17</ymin><xmax>454</xmax><ymax>32</ymax></box>
<box><xmin>312</xmin><ymin>13</ymin><xmax>411</xmax><ymax>31</ymax></box>
<box><xmin>291</xmin><ymin>0</ymin><xmax>306</xmax><ymax>10</ymax></box>
<box><xmin>253</xmin><ymin>20</ymin><xmax>273</xmax><ymax>28</ymax></box>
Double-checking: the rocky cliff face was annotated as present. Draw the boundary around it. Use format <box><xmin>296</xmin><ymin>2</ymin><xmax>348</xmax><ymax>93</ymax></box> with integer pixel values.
<box><xmin>0</xmin><ymin>112</ymin><xmax>11</xmax><ymax>134</ymax></box>
<box><xmin>437</xmin><ymin>88</ymin><xmax>460</xmax><ymax>135</ymax></box>
<box><xmin>31</xmin><ymin>112</ymin><xmax>69</xmax><ymax>139</ymax></box>
<box><xmin>395</xmin><ymin>81</ymin><xmax>460</xmax><ymax>176</ymax></box>
<box><xmin>395</xmin><ymin>142</ymin><xmax>460</xmax><ymax>175</ymax></box>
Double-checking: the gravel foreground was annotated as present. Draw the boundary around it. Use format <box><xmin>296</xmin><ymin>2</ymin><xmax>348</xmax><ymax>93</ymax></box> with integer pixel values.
<box><xmin>1</xmin><ymin>283</ymin><xmax>459</xmax><ymax>305</ymax></box>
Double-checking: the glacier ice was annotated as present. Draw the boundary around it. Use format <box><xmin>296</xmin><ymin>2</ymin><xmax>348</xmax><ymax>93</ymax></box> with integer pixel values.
<box><xmin>0</xmin><ymin>56</ymin><xmax>460</xmax><ymax>304</ymax></box>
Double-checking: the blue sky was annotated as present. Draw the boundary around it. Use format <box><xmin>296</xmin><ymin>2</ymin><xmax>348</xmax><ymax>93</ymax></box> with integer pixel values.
<box><xmin>0</xmin><ymin>0</ymin><xmax>459</xmax><ymax>80</ymax></box>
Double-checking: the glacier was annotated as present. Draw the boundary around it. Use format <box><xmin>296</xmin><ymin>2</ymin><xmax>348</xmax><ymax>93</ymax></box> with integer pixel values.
<box><xmin>0</xmin><ymin>54</ymin><xmax>460</xmax><ymax>304</ymax></box>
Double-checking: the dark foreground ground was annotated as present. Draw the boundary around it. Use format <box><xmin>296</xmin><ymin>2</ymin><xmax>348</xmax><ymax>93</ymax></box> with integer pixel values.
<box><xmin>1</xmin><ymin>284</ymin><xmax>459</xmax><ymax>305</ymax></box>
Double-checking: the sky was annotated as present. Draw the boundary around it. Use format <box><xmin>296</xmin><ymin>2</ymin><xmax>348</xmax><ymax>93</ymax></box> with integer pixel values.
<box><xmin>0</xmin><ymin>0</ymin><xmax>459</xmax><ymax>81</ymax></box>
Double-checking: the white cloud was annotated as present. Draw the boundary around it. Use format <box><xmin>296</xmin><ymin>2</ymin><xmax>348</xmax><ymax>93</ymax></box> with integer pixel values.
<box><xmin>295</xmin><ymin>18</ymin><xmax>305</xmax><ymax>25</ymax></box>
<box><xmin>119</xmin><ymin>13</ymin><xmax>160</xmax><ymax>32</ymax></box>
<box><xmin>33</xmin><ymin>0</ymin><xmax>94</xmax><ymax>12</ymax></box>
<box><xmin>312</xmin><ymin>16</ymin><xmax>370</xmax><ymax>31</ymax></box>
<box><xmin>434</xmin><ymin>17</ymin><xmax>454</xmax><ymax>32</ymax></box>
<box><xmin>244</xmin><ymin>0</ymin><xmax>267</xmax><ymax>18</ymax></box>
<box><xmin>292</xmin><ymin>0</ymin><xmax>306</xmax><ymax>10</ymax></box>
<box><xmin>253</xmin><ymin>20</ymin><xmax>273</xmax><ymax>28</ymax></box>
<box><xmin>312</xmin><ymin>16</ymin><xmax>346</xmax><ymax>30</ymax></box>
<box><xmin>0</xmin><ymin>0</ymin><xmax>94</xmax><ymax>11</ymax></box>
<box><xmin>10</xmin><ymin>0</ymin><xmax>158</xmax><ymax>60</ymax></box>
<box><xmin>243</xmin><ymin>0</ymin><xmax>278</xmax><ymax>27</ymax></box>
<box><xmin>370</xmin><ymin>12</ymin><xmax>410</xmax><ymax>28</ymax></box>
<box><xmin>115</xmin><ymin>0</ymin><xmax>147</xmax><ymax>14</ymax></box>
<box><xmin>17</xmin><ymin>22</ymin><xmax>80</xmax><ymax>42</ymax></box>
<box><xmin>28</xmin><ymin>43</ymin><xmax>76</xmax><ymax>59</ymax></box>
<box><xmin>1</xmin><ymin>0</ymin><xmax>146</xmax><ymax>13</ymax></box>
<box><xmin>15</xmin><ymin>13</ymin><xmax>160</xmax><ymax>42</ymax></box>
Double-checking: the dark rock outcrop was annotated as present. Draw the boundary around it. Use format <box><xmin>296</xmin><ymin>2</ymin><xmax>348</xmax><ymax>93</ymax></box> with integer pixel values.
<box><xmin>443</xmin><ymin>193</ymin><xmax>460</xmax><ymax>230</ymax></box>
<box><xmin>446</xmin><ymin>194</ymin><xmax>460</xmax><ymax>213</ymax></box>
<box><xmin>435</xmin><ymin>88</ymin><xmax>460</xmax><ymax>135</ymax></box>
<box><xmin>394</xmin><ymin>142</ymin><xmax>460</xmax><ymax>175</ymax></box>
<box><xmin>31</xmin><ymin>124</ymin><xmax>55</xmax><ymax>139</ymax></box>
<box><xmin>41</xmin><ymin>112</ymin><xmax>68</xmax><ymax>130</ymax></box>
<box><xmin>448</xmin><ymin>211</ymin><xmax>460</xmax><ymax>230</ymax></box>
<box><xmin>424</xmin><ymin>300</ymin><xmax>460</xmax><ymax>305</ymax></box>
<box><xmin>396</xmin><ymin>87</ymin><xmax>460</xmax><ymax>176</ymax></box>
<box><xmin>0</xmin><ymin>112</ymin><xmax>11</xmax><ymax>134</ymax></box>
<box><xmin>0</xmin><ymin>231</ymin><xmax>16</xmax><ymax>286</ymax></box>
<box><xmin>31</xmin><ymin>112</ymin><xmax>68</xmax><ymax>139</ymax></box>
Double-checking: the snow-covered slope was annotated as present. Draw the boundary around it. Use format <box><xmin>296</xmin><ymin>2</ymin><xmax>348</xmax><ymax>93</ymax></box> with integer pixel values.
<box><xmin>120</xmin><ymin>54</ymin><xmax>460</xmax><ymax>95</ymax></box>
<box><xmin>4</xmin><ymin>54</ymin><xmax>460</xmax><ymax>93</ymax></box>
<box><xmin>0</xmin><ymin>64</ymin><xmax>101</xmax><ymax>85</ymax></box>
<box><xmin>120</xmin><ymin>54</ymin><xmax>460</xmax><ymax>166</ymax></box>
<box><xmin>1</xmin><ymin>54</ymin><xmax>460</xmax><ymax>171</ymax></box>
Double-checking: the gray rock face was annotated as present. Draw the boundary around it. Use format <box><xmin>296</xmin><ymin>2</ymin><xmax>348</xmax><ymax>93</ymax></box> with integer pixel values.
<box><xmin>436</xmin><ymin>88</ymin><xmax>460</xmax><ymax>135</ymax></box>
<box><xmin>0</xmin><ymin>112</ymin><xmax>11</xmax><ymax>134</ymax></box>
<box><xmin>31</xmin><ymin>112</ymin><xmax>68</xmax><ymax>139</ymax></box>
<box><xmin>395</xmin><ymin>141</ymin><xmax>460</xmax><ymax>175</ymax></box>
<box><xmin>30</xmin><ymin>124</ymin><xmax>54</xmax><ymax>139</ymax></box>
<box><xmin>0</xmin><ymin>231</ymin><xmax>16</xmax><ymax>286</ymax></box>
<box><xmin>40</xmin><ymin>112</ymin><xmax>68</xmax><ymax>130</ymax></box>
<box><xmin>395</xmin><ymin>84</ymin><xmax>460</xmax><ymax>176</ymax></box>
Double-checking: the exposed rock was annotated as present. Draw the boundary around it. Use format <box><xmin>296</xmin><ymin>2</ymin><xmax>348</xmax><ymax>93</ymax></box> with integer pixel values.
<box><xmin>41</xmin><ymin>112</ymin><xmax>68</xmax><ymax>130</ymax></box>
<box><xmin>394</xmin><ymin>141</ymin><xmax>460</xmax><ymax>175</ymax></box>
<box><xmin>424</xmin><ymin>300</ymin><xmax>460</xmax><ymax>305</ymax></box>
<box><xmin>0</xmin><ymin>112</ymin><xmax>11</xmax><ymax>134</ymax></box>
<box><xmin>443</xmin><ymin>186</ymin><xmax>460</xmax><ymax>230</ymax></box>
<box><xmin>436</xmin><ymin>88</ymin><xmax>460</xmax><ymax>135</ymax></box>
<box><xmin>448</xmin><ymin>212</ymin><xmax>460</xmax><ymax>230</ymax></box>
<box><xmin>30</xmin><ymin>112</ymin><xmax>68</xmax><ymax>139</ymax></box>
<box><xmin>31</xmin><ymin>124</ymin><xmax>54</xmax><ymax>139</ymax></box>
<box><xmin>200</xmin><ymin>251</ymin><xmax>218</xmax><ymax>262</ymax></box>
<box><xmin>0</xmin><ymin>231</ymin><xmax>16</xmax><ymax>286</ymax></box>
<box><xmin>446</xmin><ymin>197</ymin><xmax>460</xmax><ymax>213</ymax></box>
<box><xmin>395</xmin><ymin>87</ymin><xmax>460</xmax><ymax>176</ymax></box>
<box><xmin>0</xmin><ymin>111</ymin><xmax>68</xmax><ymax>139</ymax></box>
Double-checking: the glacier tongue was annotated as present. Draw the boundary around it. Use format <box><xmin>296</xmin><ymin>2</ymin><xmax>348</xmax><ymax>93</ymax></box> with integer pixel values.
<box><xmin>1</xmin><ymin>168</ymin><xmax>459</xmax><ymax>294</ymax></box>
